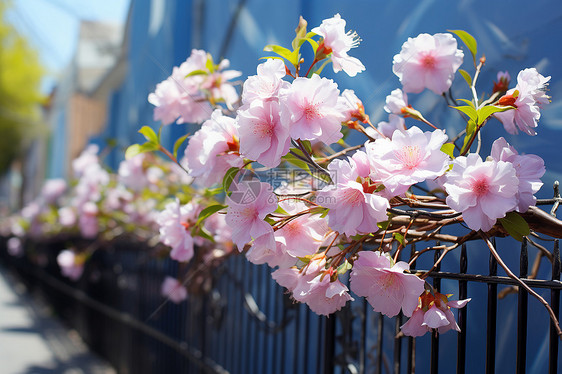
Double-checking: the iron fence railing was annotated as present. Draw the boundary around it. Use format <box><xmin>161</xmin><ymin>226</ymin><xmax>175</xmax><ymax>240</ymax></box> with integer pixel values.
<box><xmin>1</xmin><ymin>236</ymin><xmax>560</xmax><ymax>373</ymax></box>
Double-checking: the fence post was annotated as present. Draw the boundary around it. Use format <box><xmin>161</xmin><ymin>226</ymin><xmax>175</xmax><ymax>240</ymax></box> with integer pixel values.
<box><xmin>486</xmin><ymin>238</ymin><xmax>498</xmax><ymax>374</ymax></box>
<box><xmin>430</xmin><ymin>245</ymin><xmax>442</xmax><ymax>374</ymax></box>
<box><xmin>549</xmin><ymin>240</ymin><xmax>560</xmax><ymax>374</ymax></box>
<box><xmin>457</xmin><ymin>243</ymin><xmax>467</xmax><ymax>374</ymax></box>
<box><xmin>516</xmin><ymin>238</ymin><xmax>528</xmax><ymax>374</ymax></box>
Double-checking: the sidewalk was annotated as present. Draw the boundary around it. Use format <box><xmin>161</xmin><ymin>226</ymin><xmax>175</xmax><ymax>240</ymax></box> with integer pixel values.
<box><xmin>0</xmin><ymin>264</ymin><xmax>116</xmax><ymax>374</ymax></box>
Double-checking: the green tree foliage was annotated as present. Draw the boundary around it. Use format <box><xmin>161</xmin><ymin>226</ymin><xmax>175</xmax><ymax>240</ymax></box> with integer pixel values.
<box><xmin>0</xmin><ymin>2</ymin><xmax>44</xmax><ymax>175</ymax></box>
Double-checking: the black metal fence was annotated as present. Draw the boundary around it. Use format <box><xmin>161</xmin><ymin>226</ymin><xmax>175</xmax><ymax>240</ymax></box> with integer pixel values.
<box><xmin>1</xmin><ymin>236</ymin><xmax>560</xmax><ymax>373</ymax></box>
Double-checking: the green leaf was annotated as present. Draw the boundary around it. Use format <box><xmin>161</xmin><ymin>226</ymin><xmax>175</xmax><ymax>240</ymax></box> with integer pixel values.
<box><xmin>263</xmin><ymin>44</ymin><xmax>298</xmax><ymax>66</ymax></box>
<box><xmin>440</xmin><ymin>143</ymin><xmax>455</xmax><ymax>158</ymax></box>
<box><xmin>499</xmin><ymin>212</ymin><xmax>530</xmax><ymax>242</ymax></box>
<box><xmin>196</xmin><ymin>204</ymin><xmax>227</xmax><ymax>226</ymax></box>
<box><xmin>274</xmin><ymin>204</ymin><xmax>289</xmax><ymax>215</ymax></box>
<box><xmin>281</xmin><ymin>149</ymin><xmax>311</xmax><ymax>172</ymax></box>
<box><xmin>195</xmin><ymin>226</ymin><xmax>215</xmax><ymax>242</ymax></box>
<box><xmin>125</xmin><ymin>142</ymin><xmax>159</xmax><ymax>160</ymax></box>
<box><xmin>457</xmin><ymin>98</ymin><xmax>476</xmax><ymax>108</ymax></box>
<box><xmin>393</xmin><ymin>233</ymin><xmax>405</xmax><ymax>246</ymax></box>
<box><xmin>173</xmin><ymin>134</ymin><xmax>190</xmax><ymax>159</ymax></box>
<box><xmin>452</xmin><ymin>106</ymin><xmax>477</xmax><ymax>122</ymax></box>
<box><xmin>185</xmin><ymin>69</ymin><xmax>208</xmax><ymax>78</ymax></box>
<box><xmin>458</xmin><ymin>69</ymin><xmax>472</xmax><ymax>87</ymax></box>
<box><xmin>336</xmin><ymin>260</ymin><xmax>353</xmax><ymax>275</ymax></box>
<box><xmin>476</xmin><ymin>105</ymin><xmax>514</xmax><ymax>125</ymax></box>
<box><xmin>448</xmin><ymin>29</ymin><xmax>477</xmax><ymax>63</ymax></box>
<box><xmin>138</xmin><ymin>126</ymin><xmax>159</xmax><ymax>144</ymax></box>
<box><xmin>461</xmin><ymin>120</ymin><xmax>477</xmax><ymax>154</ymax></box>
<box><xmin>205</xmin><ymin>54</ymin><xmax>215</xmax><ymax>73</ymax></box>
<box><xmin>301</xmin><ymin>140</ymin><xmax>313</xmax><ymax>154</ymax></box>
<box><xmin>222</xmin><ymin>167</ymin><xmax>240</xmax><ymax>193</ymax></box>
<box><xmin>377</xmin><ymin>221</ymin><xmax>390</xmax><ymax>230</ymax></box>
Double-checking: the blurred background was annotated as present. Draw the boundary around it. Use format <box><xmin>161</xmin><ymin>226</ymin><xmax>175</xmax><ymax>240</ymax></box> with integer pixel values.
<box><xmin>1</xmin><ymin>1</ymin><xmax>561</xmax><ymax>373</ymax></box>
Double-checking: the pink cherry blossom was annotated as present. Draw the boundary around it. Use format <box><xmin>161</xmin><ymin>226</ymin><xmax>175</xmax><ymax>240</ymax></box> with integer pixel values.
<box><xmin>401</xmin><ymin>291</ymin><xmax>471</xmax><ymax>337</ymax></box>
<box><xmin>350</xmin><ymin>251</ymin><xmax>425</xmax><ymax>317</ymax></box>
<box><xmin>57</xmin><ymin>250</ymin><xmax>84</xmax><ymax>281</ymax></box>
<box><xmin>494</xmin><ymin>88</ymin><xmax>541</xmax><ymax>136</ymax></box>
<box><xmin>184</xmin><ymin>109</ymin><xmax>244</xmax><ymax>186</ymax></box>
<box><xmin>293</xmin><ymin>273</ymin><xmax>353</xmax><ymax>316</ymax></box>
<box><xmin>317</xmin><ymin>155</ymin><xmax>389</xmax><ymax>237</ymax></box>
<box><xmin>311</xmin><ymin>14</ymin><xmax>365</xmax><ymax>77</ymax></box>
<box><xmin>72</xmin><ymin>144</ymin><xmax>100</xmax><ymax>178</ymax></box>
<box><xmin>156</xmin><ymin>200</ymin><xmax>200</xmax><ymax>262</ymax></box>
<box><xmin>225</xmin><ymin>181</ymin><xmax>277</xmax><ymax>251</ymax></box>
<box><xmin>245</xmin><ymin>236</ymin><xmax>294</xmax><ymax>268</ymax></box>
<box><xmin>7</xmin><ymin>237</ymin><xmax>23</xmax><ymax>257</ymax></box>
<box><xmin>367</xmin><ymin>126</ymin><xmax>449</xmax><ymax>195</ymax></box>
<box><xmin>517</xmin><ymin>67</ymin><xmax>550</xmax><ymax>107</ymax></box>
<box><xmin>241</xmin><ymin>59</ymin><xmax>288</xmax><ymax>106</ymax></box>
<box><xmin>444</xmin><ymin>154</ymin><xmax>518</xmax><ymax>231</ymax></box>
<box><xmin>58</xmin><ymin>207</ymin><xmax>77</xmax><ymax>227</ymax></box>
<box><xmin>237</xmin><ymin>99</ymin><xmax>290</xmax><ymax>168</ymax></box>
<box><xmin>384</xmin><ymin>88</ymin><xmax>409</xmax><ymax>115</ymax></box>
<box><xmin>118</xmin><ymin>153</ymin><xmax>149</xmax><ymax>192</ymax></box>
<box><xmin>392</xmin><ymin>33</ymin><xmax>463</xmax><ymax>94</ymax></box>
<box><xmin>490</xmin><ymin>137</ymin><xmax>545</xmax><ymax>212</ymax></box>
<box><xmin>274</xmin><ymin>199</ymin><xmax>327</xmax><ymax>258</ymax></box>
<box><xmin>280</xmin><ymin>74</ymin><xmax>345</xmax><ymax>145</ymax></box>
<box><xmin>338</xmin><ymin>89</ymin><xmax>365</xmax><ymax>122</ymax></box>
<box><xmin>493</xmin><ymin>71</ymin><xmax>511</xmax><ymax>93</ymax></box>
<box><xmin>372</xmin><ymin>114</ymin><xmax>406</xmax><ymax>139</ymax></box>
<box><xmin>79</xmin><ymin>202</ymin><xmax>99</xmax><ymax>239</ymax></box>
<box><xmin>160</xmin><ymin>276</ymin><xmax>188</xmax><ymax>304</ymax></box>
<box><xmin>41</xmin><ymin>179</ymin><xmax>67</xmax><ymax>205</ymax></box>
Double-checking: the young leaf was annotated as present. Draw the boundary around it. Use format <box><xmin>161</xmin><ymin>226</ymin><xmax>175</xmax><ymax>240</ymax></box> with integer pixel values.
<box><xmin>173</xmin><ymin>134</ymin><xmax>190</xmax><ymax>159</ymax></box>
<box><xmin>476</xmin><ymin>105</ymin><xmax>514</xmax><ymax>125</ymax></box>
<box><xmin>499</xmin><ymin>212</ymin><xmax>530</xmax><ymax>242</ymax></box>
<box><xmin>138</xmin><ymin>126</ymin><xmax>159</xmax><ymax>144</ymax></box>
<box><xmin>125</xmin><ymin>142</ymin><xmax>159</xmax><ymax>160</ymax></box>
<box><xmin>263</xmin><ymin>44</ymin><xmax>298</xmax><ymax>66</ymax></box>
<box><xmin>222</xmin><ymin>167</ymin><xmax>240</xmax><ymax>193</ymax></box>
<box><xmin>461</xmin><ymin>120</ymin><xmax>477</xmax><ymax>154</ymax></box>
<box><xmin>440</xmin><ymin>143</ymin><xmax>455</xmax><ymax>158</ymax></box>
<box><xmin>185</xmin><ymin>69</ymin><xmax>208</xmax><ymax>78</ymax></box>
<box><xmin>458</xmin><ymin>69</ymin><xmax>473</xmax><ymax>87</ymax></box>
<box><xmin>337</xmin><ymin>260</ymin><xmax>353</xmax><ymax>275</ymax></box>
<box><xmin>452</xmin><ymin>106</ymin><xmax>477</xmax><ymax>122</ymax></box>
<box><xmin>457</xmin><ymin>98</ymin><xmax>476</xmax><ymax>107</ymax></box>
<box><xmin>448</xmin><ymin>29</ymin><xmax>477</xmax><ymax>64</ymax></box>
<box><xmin>196</xmin><ymin>204</ymin><xmax>227</xmax><ymax>226</ymax></box>
<box><xmin>393</xmin><ymin>232</ymin><xmax>405</xmax><ymax>246</ymax></box>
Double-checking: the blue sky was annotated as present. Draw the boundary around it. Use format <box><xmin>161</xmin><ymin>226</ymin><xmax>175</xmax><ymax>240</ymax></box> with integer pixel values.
<box><xmin>6</xmin><ymin>0</ymin><xmax>131</xmax><ymax>93</ymax></box>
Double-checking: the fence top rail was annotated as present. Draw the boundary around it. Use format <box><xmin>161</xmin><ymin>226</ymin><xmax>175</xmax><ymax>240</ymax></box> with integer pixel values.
<box><xmin>417</xmin><ymin>269</ymin><xmax>562</xmax><ymax>289</ymax></box>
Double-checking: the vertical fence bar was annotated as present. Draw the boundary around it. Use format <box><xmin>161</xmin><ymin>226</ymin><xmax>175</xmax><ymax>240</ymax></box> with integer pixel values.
<box><xmin>549</xmin><ymin>240</ymin><xmax>560</xmax><ymax>374</ymax></box>
<box><xmin>408</xmin><ymin>243</ymin><xmax>417</xmax><ymax>374</ymax></box>
<box><xmin>377</xmin><ymin>313</ymin><xmax>384</xmax><ymax>374</ymax></box>
<box><xmin>457</xmin><ymin>243</ymin><xmax>467</xmax><ymax>374</ymax></box>
<box><xmin>516</xmin><ymin>239</ymin><xmax>528</xmax><ymax>374</ymax></box>
<box><xmin>430</xmin><ymin>246</ymin><xmax>442</xmax><ymax>374</ymax></box>
<box><xmin>486</xmin><ymin>238</ymin><xmax>498</xmax><ymax>374</ymax></box>
<box><xmin>394</xmin><ymin>314</ymin><xmax>403</xmax><ymax>374</ymax></box>
<box><xmin>324</xmin><ymin>315</ymin><xmax>336</xmax><ymax>374</ymax></box>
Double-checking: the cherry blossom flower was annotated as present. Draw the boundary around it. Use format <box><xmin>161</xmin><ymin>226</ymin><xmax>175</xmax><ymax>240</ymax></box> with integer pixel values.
<box><xmin>156</xmin><ymin>200</ymin><xmax>200</xmax><ymax>262</ymax></box>
<box><xmin>280</xmin><ymin>74</ymin><xmax>345</xmax><ymax>145</ymax></box>
<box><xmin>41</xmin><ymin>179</ymin><xmax>67</xmax><ymax>205</ymax></box>
<box><xmin>384</xmin><ymin>88</ymin><xmax>409</xmax><ymax>115</ymax></box>
<box><xmin>367</xmin><ymin>126</ymin><xmax>449</xmax><ymax>195</ymax></box>
<box><xmin>372</xmin><ymin>114</ymin><xmax>406</xmax><ymax>139</ymax></box>
<box><xmin>311</xmin><ymin>14</ymin><xmax>365</xmax><ymax>77</ymax></box>
<box><xmin>160</xmin><ymin>276</ymin><xmax>188</xmax><ymax>304</ymax></box>
<box><xmin>495</xmin><ymin>88</ymin><xmax>540</xmax><ymax>135</ymax></box>
<box><xmin>392</xmin><ymin>33</ymin><xmax>463</xmax><ymax>94</ymax></box>
<box><xmin>184</xmin><ymin>109</ymin><xmax>244</xmax><ymax>186</ymax></box>
<box><xmin>7</xmin><ymin>237</ymin><xmax>23</xmax><ymax>257</ymax></box>
<box><xmin>444</xmin><ymin>154</ymin><xmax>518</xmax><ymax>231</ymax></box>
<box><xmin>72</xmin><ymin>144</ymin><xmax>100</xmax><ymax>178</ymax></box>
<box><xmin>490</xmin><ymin>137</ymin><xmax>545</xmax><ymax>212</ymax></box>
<box><xmin>79</xmin><ymin>202</ymin><xmax>99</xmax><ymax>239</ymax></box>
<box><xmin>118</xmin><ymin>153</ymin><xmax>149</xmax><ymax>192</ymax></box>
<box><xmin>293</xmin><ymin>273</ymin><xmax>353</xmax><ymax>316</ymax></box>
<box><xmin>493</xmin><ymin>71</ymin><xmax>511</xmax><ymax>93</ymax></box>
<box><xmin>225</xmin><ymin>181</ymin><xmax>277</xmax><ymax>251</ymax></box>
<box><xmin>401</xmin><ymin>291</ymin><xmax>471</xmax><ymax>337</ymax></box>
<box><xmin>57</xmin><ymin>250</ymin><xmax>84</xmax><ymax>281</ymax></box>
<box><xmin>350</xmin><ymin>251</ymin><xmax>425</xmax><ymax>317</ymax></box>
<box><xmin>237</xmin><ymin>99</ymin><xmax>291</xmax><ymax>168</ymax></box>
<box><xmin>241</xmin><ymin>59</ymin><xmax>288</xmax><ymax>106</ymax></box>
<box><xmin>58</xmin><ymin>207</ymin><xmax>77</xmax><ymax>227</ymax></box>
<box><xmin>317</xmin><ymin>155</ymin><xmax>389</xmax><ymax>237</ymax></box>
<box><xmin>517</xmin><ymin>67</ymin><xmax>550</xmax><ymax>107</ymax></box>
<box><xmin>338</xmin><ymin>89</ymin><xmax>366</xmax><ymax>122</ymax></box>
<box><xmin>274</xmin><ymin>200</ymin><xmax>327</xmax><ymax>258</ymax></box>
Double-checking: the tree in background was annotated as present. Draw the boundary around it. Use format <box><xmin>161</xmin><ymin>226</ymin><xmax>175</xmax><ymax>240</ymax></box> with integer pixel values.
<box><xmin>0</xmin><ymin>1</ymin><xmax>44</xmax><ymax>176</ymax></box>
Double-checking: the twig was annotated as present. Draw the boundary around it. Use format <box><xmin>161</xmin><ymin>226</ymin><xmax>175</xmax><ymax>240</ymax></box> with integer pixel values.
<box><xmin>480</xmin><ymin>231</ymin><xmax>562</xmax><ymax>338</ymax></box>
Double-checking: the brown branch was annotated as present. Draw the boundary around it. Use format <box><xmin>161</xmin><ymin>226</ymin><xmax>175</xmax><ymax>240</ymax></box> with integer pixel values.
<box><xmin>480</xmin><ymin>231</ymin><xmax>562</xmax><ymax>339</ymax></box>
